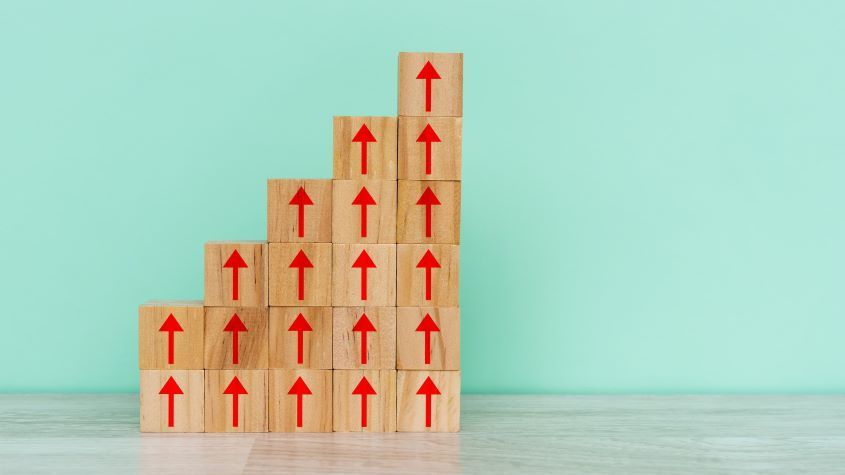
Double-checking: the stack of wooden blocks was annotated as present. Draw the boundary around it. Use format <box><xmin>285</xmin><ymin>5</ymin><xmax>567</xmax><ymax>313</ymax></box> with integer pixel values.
<box><xmin>138</xmin><ymin>52</ymin><xmax>462</xmax><ymax>433</ymax></box>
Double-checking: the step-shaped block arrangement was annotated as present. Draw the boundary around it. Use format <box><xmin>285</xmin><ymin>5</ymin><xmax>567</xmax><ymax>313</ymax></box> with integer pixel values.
<box><xmin>138</xmin><ymin>52</ymin><xmax>463</xmax><ymax>433</ymax></box>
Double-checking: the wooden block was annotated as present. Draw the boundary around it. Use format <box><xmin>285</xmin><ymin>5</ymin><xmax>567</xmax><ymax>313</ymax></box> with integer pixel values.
<box><xmin>332</xmin><ymin>179</ymin><xmax>397</xmax><ymax>244</ymax></box>
<box><xmin>333</xmin><ymin>116</ymin><xmax>397</xmax><ymax>180</ymax></box>
<box><xmin>204</xmin><ymin>242</ymin><xmax>268</xmax><ymax>307</ymax></box>
<box><xmin>267</xmin><ymin>179</ymin><xmax>332</xmax><ymax>243</ymax></box>
<box><xmin>204</xmin><ymin>307</ymin><xmax>269</xmax><ymax>369</ymax></box>
<box><xmin>396</xmin><ymin>307</ymin><xmax>460</xmax><ymax>370</ymax></box>
<box><xmin>204</xmin><ymin>369</ymin><xmax>268</xmax><ymax>432</ymax></box>
<box><xmin>398</xmin><ymin>117</ymin><xmax>462</xmax><ymax>180</ymax></box>
<box><xmin>332</xmin><ymin>244</ymin><xmax>396</xmax><ymax>307</ymax></box>
<box><xmin>332</xmin><ymin>370</ymin><xmax>396</xmax><ymax>432</ymax></box>
<box><xmin>398</xmin><ymin>52</ymin><xmax>463</xmax><ymax>117</ymax></box>
<box><xmin>332</xmin><ymin>307</ymin><xmax>396</xmax><ymax>370</ymax></box>
<box><xmin>396</xmin><ymin>244</ymin><xmax>459</xmax><ymax>306</ymax></box>
<box><xmin>138</xmin><ymin>301</ymin><xmax>204</xmax><ymax>370</ymax></box>
<box><xmin>397</xmin><ymin>180</ymin><xmax>461</xmax><ymax>244</ymax></box>
<box><xmin>269</xmin><ymin>369</ymin><xmax>332</xmax><ymax>432</ymax></box>
<box><xmin>269</xmin><ymin>307</ymin><xmax>332</xmax><ymax>369</ymax></box>
<box><xmin>140</xmin><ymin>369</ymin><xmax>204</xmax><ymax>432</ymax></box>
<box><xmin>397</xmin><ymin>370</ymin><xmax>460</xmax><ymax>432</ymax></box>
<box><xmin>268</xmin><ymin>243</ymin><xmax>332</xmax><ymax>306</ymax></box>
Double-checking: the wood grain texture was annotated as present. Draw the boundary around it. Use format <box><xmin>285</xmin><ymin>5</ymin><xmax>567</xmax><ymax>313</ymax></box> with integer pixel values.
<box><xmin>333</xmin><ymin>370</ymin><xmax>397</xmax><ymax>432</ymax></box>
<box><xmin>204</xmin><ymin>307</ymin><xmax>269</xmax><ymax>369</ymax></box>
<box><xmin>204</xmin><ymin>370</ymin><xmax>268</xmax><ymax>433</ymax></box>
<box><xmin>268</xmin><ymin>243</ymin><xmax>332</xmax><ymax>306</ymax></box>
<box><xmin>397</xmin><ymin>370</ymin><xmax>460</xmax><ymax>432</ymax></box>
<box><xmin>4</xmin><ymin>395</ymin><xmax>845</xmax><ymax>473</ymax></box>
<box><xmin>139</xmin><ymin>370</ymin><xmax>204</xmax><ymax>432</ymax></box>
<box><xmin>332</xmin><ymin>179</ymin><xmax>397</xmax><ymax>243</ymax></box>
<box><xmin>204</xmin><ymin>242</ymin><xmax>268</xmax><ymax>307</ymax></box>
<box><xmin>398</xmin><ymin>52</ymin><xmax>463</xmax><ymax>117</ymax></box>
<box><xmin>269</xmin><ymin>369</ymin><xmax>332</xmax><ymax>433</ymax></box>
<box><xmin>396</xmin><ymin>307</ymin><xmax>459</xmax><ymax>370</ymax></box>
<box><xmin>267</xmin><ymin>179</ymin><xmax>332</xmax><ymax>243</ymax></box>
<box><xmin>333</xmin><ymin>116</ymin><xmax>397</xmax><ymax>180</ymax></box>
<box><xmin>332</xmin><ymin>307</ymin><xmax>396</xmax><ymax>370</ymax></box>
<box><xmin>332</xmin><ymin>244</ymin><xmax>396</xmax><ymax>307</ymax></box>
<box><xmin>398</xmin><ymin>117</ymin><xmax>462</xmax><ymax>180</ymax></box>
<box><xmin>138</xmin><ymin>301</ymin><xmax>204</xmax><ymax>370</ymax></box>
<box><xmin>397</xmin><ymin>180</ymin><xmax>461</xmax><ymax>244</ymax></box>
<box><xmin>269</xmin><ymin>307</ymin><xmax>332</xmax><ymax>369</ymax></box>
<box><xmin>397</xmin><ymin>244</ymin><xmax>459</xmax><ymax>306</ymax></box>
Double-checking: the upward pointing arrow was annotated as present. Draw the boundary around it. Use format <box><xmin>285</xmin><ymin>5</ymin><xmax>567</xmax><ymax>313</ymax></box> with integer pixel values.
<box><xmin>416</xmin><ymin>124</ymin><xmax>441</xmax><ymax>175</ymax></box>
<box><xmin>352</xmin><ymin>376</ymin><xmax>378</xmax><ymax>428</ymax></box>
<box><xmin>352</xmin><ymin>313</ymin><xmax>377</xmax><ymax>365</ymax></box>
<box><xmin>351</xmin><ymin>186</ymin><xmax>377</xmax><ymax>238</ymax></box>
<box><xmin>415</xmin><ymin>187</ymin><xmax>442</xmax><ymax>238</ymax></box>
<box><xmin>223</xmin><ymin>250</ymin><xmax>249</xmax><ymax>301</ymax></box>
<box><xmin>288</xmin><ymin>313</ymin><xmax>313</xmax><ymax>365</ymax></box>
<box><xmin>416</xmin><ymin>61</ymin><xmax>441</xmax><ymax>113</ymax></box>
<box><xmin>416</xmin><ymin>376</ymin><xmax>441</xmax><ymax>428</ymax></box>
<box><xmin>223</xmin><ymin>376</ymin><xmax>248</xmax><ymax>428</ymax></box>
<box><xmin>287</xmin><ymin>377</ymin><xmax>312</xmax><ymax>428</ymax></box>
<box><xmin>289</xmin><ymin>250</ymin><xmax>314</xmax><ymax>301</ymax></box>
<box><xmin>416</xmin><ymin>250</ymin><xmax>441</xmax><ymax>301</ymax></box>
<box><xmin>159</xmin><ymin>376</ymin><xmax>183</xmax><ymax>428</ymax></box>
<box><xmin>351</xmin><ymin>250</ymin><xmax>377</xmax><ymax>301</ymax></box>
<box><xmin>223</xmin><ymin>313</ymin><xmax>248</xmax><ymax>365</ymax></box>
<box><xmin>416</xmin><ymin>314</ymin><xmax>441</xmax><ymax>365</ymax></box>
<box><xmin>288</xmin><ymin>187</ymin><xmax>314</xmax><ymax>238</ymax></box>
<box><xmin>158</xmin><ymin>313</ymin><xmax>184</xmax><ymax>365</ymax></box>
<box><xmin>352</xmin><ymin>124</ymin><xmax>377</xmax><ymax>175</ymax></box>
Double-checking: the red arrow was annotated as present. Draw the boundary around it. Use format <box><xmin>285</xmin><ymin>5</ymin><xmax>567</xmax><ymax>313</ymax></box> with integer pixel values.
<box><xmin>416</xmin><ymin>124</ymin><xmax>441</xmax><ymax>175</ymax></box>
<box><xmin>288</xmin><ymin>313</ymin><xmax>313</xmax><ymax>365</ymax></box>
<box><xmin>223</xmin><ymin>250</ymin><xmax>248</xmax><ymax>301</ymax></box>
<box><xmin>416</xmin><ymin>314</ymin><xmax>441</xmax><ymax>365</ymax></box>
<box><xmin>352</xmin><ymin>250</ymin><xmax>377</xmax><ymax>300</ymax></box>
<box><xmin>158</xmin><ymin>313</ymin><xmax>184</xmax><ymax>365</ymax></box>
<box><xmin>223</xmin><ymin>376</ymin><xmax>248</xmax><ymax>428</ymax></box>
<box><xmin>416</xmin><ymin>250</ymin><xmax>441</xmax><ymax>301</ymax></box>
<box><xmin>288</xmin><ymin>187</ymin><xmax>314</xmax><ymax>238</ymax></box>
<box><xmin>415</xmin><ymin>187</ymin><xmax>442</xmax><ymax>238</ymax></box>
<box><xmin>351</xmin><ymin>186</ymin><xmax>377</xmax><ymax>238</ymax></box>
<box><xmin>352</xmin><ymin>376</ymin><xmax>377</xmax><ymax>428</ymax></box>
<box><xmin>289</xmin><ymin>250</ymin><xmax>314</xmax><ymax>301</ymax></box>
<box><xmin>351</xmin><ymin>124</ymin><xmax>377</xmax><ymax>175</ymax></box>
<box><xmin>417</xmin><ymin>376</ymin><xmax>441</xmax><ymax>428</ymax></box>
<box><xmin>158</xmin><ymin>376</ymin><xmax>183</xmax><ymax>428</ymax></box>
<box><xmin>224</xmin><ymin>313</ymin><xmax>248</xmax><ymax>365</ymax></box>
<box><xmin>416</xmin><ymin>61</ymin><xmax>441</xmax><ymax>113</ymax></box>
<box><xmin>287</xmin><ymin>376</ymin><xmax>312</xmax><ymax>428</ymax></box>
<box><xmin>352</xmin><ymin>313</ymin><xmax>377</xmax><ymax>365</ymax></box>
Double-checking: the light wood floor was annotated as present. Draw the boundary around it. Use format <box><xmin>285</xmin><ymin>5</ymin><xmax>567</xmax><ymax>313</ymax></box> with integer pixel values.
<box><xmin>1</xmin><ymin>394</ymin><xmax>844</xmax><ymax>474</ymax></box>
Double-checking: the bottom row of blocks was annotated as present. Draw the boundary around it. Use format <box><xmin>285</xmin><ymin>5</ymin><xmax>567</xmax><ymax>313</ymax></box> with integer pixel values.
<box><xmin>140</xmin><ymin>369</ymin><xmax>460</xmax><ymax>433</ymax></box>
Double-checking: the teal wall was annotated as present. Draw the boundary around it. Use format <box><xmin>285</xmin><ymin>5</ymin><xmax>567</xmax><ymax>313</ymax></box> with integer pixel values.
<box><xmin>2</xmin><ymin>1</ymin><xmax>844</xmax><ymax>393</ymax></box>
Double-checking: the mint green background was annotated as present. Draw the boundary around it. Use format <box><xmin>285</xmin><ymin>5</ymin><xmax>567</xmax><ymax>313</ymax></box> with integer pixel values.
<box><xmin>1</xmin><ymin>1</ymin><xmax>843</xmax><ymax>393</ymax></box>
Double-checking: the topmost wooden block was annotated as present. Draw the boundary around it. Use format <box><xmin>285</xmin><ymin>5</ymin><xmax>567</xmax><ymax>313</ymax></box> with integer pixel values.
<box><xmin>399</xmin><ymin>52</ymin><xmax>463</xmax><ymax>117</ymax></box>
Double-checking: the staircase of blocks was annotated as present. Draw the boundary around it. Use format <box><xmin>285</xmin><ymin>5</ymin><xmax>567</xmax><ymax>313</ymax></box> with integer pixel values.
<box><xmin>137</xmin><ymin>52</ymin><xmax>462</xmax><ymax>433</ymax></box>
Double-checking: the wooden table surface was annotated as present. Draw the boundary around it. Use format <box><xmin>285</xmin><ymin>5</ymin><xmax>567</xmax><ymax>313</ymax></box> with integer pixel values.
<box><xmin>1</xmin><ymin>394</ymin><xmax>844</xmax><ymax>474</ymax></box>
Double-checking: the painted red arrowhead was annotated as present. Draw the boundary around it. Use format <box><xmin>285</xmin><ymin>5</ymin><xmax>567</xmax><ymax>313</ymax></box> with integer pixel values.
<box><xmin>416</xmin><ymin>124</ymin><xmax>441</xmax><ymax>144</ymax></box>
<box><xmin>416</xmin><ymin>376</ymin><xmax>441</xmax><ymax>396</ymax></box>
<box><xmin>416</xmin><ymin>250</ymin><xmax>441</xmax><ymax>269</ymax></box>
<box><xmin>289</xmin><ymin>187</ymin><xmax>314</xmax><ymax>206</ymax></box>
<box><xmin>353</xmin><ymin>313</ymin><xmax>377</xmax><ymax>333</ymax></box>
<box><xmin>289</xmin><ymin>250</ymin><xmax>314</xmax><ymax>268</ymax></box>
<box><xmin>416</xmin><ymin>314</ymin><xmax>440</xmax><ymax>333</ymax></box>
<box><xmin>352</xmin><ymin>186</ymin><xmax>377</xmax><ymax>206</ymax></box>
<box><xmin>352</xmin><ymin>124</ymin><xmax>377</xmax><ymax>143</ymax></box>
<box><xmin>352</xmin><ymin>250</ymin><xmax>377</xmax><ymax>269</ymax></box>
<box><xmin>223</xmin><ymin>249</ymin><xmax>248</xmax><ymax>269</ymax></box>
<box><xmin>287</xmin><ymin>377</ymin><xmax>312</xmax><ymax>396</ymax></box>
<box><xmin>416</xmin><ymin>187</ymin><xmax>441</xmax><ymax>206</ymax></box>
<box><xmin>416</xmin><ymin>61</ymin><xmax>441</xmax><ymax>80</ymax></box>
<box><xmin>352</xmin><ymin>376</ymin><xmax>377</xmax><ymax>395</ymax></box>
<box><xmin>288</xmin><ymin>313</ymin><xmax>313</xmax><ymax>332</ymax></box>
<box><xmin>223</xmin><ymin>376</ymin><xmax>248</xmax><ymax>395</ymax></box>
<box><xmin>159</xmin><ymin>314</ymin><xmax>184</xmax><ymax>333</ymax></box>
<box><xmin>159</xmin><ymin>376</ymin><xmax>183</xmax><ymax>395</ymax></box>
<box><xmin>224</xmin><ymin>313</ymin><xmax>247</xmax><ymax>333</ymax></box>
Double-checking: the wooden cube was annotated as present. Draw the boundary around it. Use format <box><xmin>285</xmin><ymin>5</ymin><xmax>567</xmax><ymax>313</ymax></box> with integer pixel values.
<box><xmin>140</xmin><ymin>370</ymin><xmax>204</xmax><ymax>432</ymax></box>
<box><xmin>396</xmin><ymin>244</ymin><xmax>459</xmax><ymax>306</ymax></box>
<box><xmin>138</xmin><ymin>301</ymin><xmax>204</xmax><ymax>370</ymax></box>
<box><xmin>204</xmin><ymin>242</ymin><xmax>268</xmax><ymax>307</ymax></box>
<box><xmin>332</xmin><ymin>370</ymin><xmax>396</xmax><ymax>432</ymax></box>
<box><xmin>268</xmin><ymin>243</ymin><xmax>332</xmax><ymax>306</ymax></box>
<box><xmin>204</xmin><ymin>369</ymin><xmax>268</xmax><ymax>432</ymax></box>
<box><xmin>396</xmin><ymin>307</ymin><xmax>460</xmax><ymax>370</ymax></box>
<box><xmin>269</xmin><ymin>307</ymin><xmax>332</xmax><ymax>369</ymax></box>
<box><xmin>204</xmin><ymin>307</ymin><xmax>269</xmax><ymax>369</ymax></box>
<box><xmin>397</xmin><ymin>370</ymin><xmax>460</xmax><ymax>432</ymax></box>
<box><xmin>397</xmin><ymin>180</ymin><xmax>461</xmax><ymax>244</ymax></box>
<box><xmin>269</xmin><ymin>369</ymin><xmax>332</xmax><ymax>432</ymax></box>
<box><xmin>333</xmin><ymin>116</ymin><xmax>397</xmax><ymax>180</ymax></box>
<box><xmin>332</xmin><ymin>307</ymin><xmax>396</xmax><ymax>370</ymax></box>
<box><xmin>267</xmin><ymin>179</ymin><xmax>332</xmax><ymax>243</ymax></box>
<box><xmin>332</xmin><ymin>244</ymin><xmax>396</xmax><ymax>306</ymax></box>
<box><xmin>398</xmin><ymin>52</ymin><xmax>463</xmax><ymax>117</ymax></box>
<box><xmin>398</xmin><ymin>117</ymin><xmax>462</xmax><ymax>180</ymax></box>
<box><xmin>332</xmin><ymin>179</ymin><xmax>397</xmax><ymax>244</ymax></box>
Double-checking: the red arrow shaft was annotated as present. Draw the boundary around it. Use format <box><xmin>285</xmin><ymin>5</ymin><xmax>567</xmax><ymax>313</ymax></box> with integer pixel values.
<box><xmin>424</xmin><ymin>204</ymin><xmax>433</xmax><ymax>237</ymax></box>
<box><xmin>424</xmin><ymin>78</ymin><xmax>433</xmax><ymax>112</ymax></box>
<box><xmin>360</xmin><ymin>331</ymin><xmax>368</xmax><ymax>365</ymax></box>
<box><xmin>424</xmin><ymin>331</ymin><xmax>432</xmax><ymax>365</ymax></box>
<box><xmin>359</xmin><ymin>205</ymin><xmax>368</xmax><ymax>237</ymax></box>
<box><xmin>167</xmin><ymin>393</ymin><xmax>175</xmax><ymax>427</ymax></box>
<box><xmin>231</xmin><ymin>394</ymin><xmax>240</xmax><ymax>428</ymax></box>
<box><xmin>297</xmin><ymin>267</ymin><xmax>305</xmax><ymax>300</ymax></box>
<box><xmin>360</xmin><ymin>142</ymin><xmax>368</xmax><ymax>174</ymax></box>
<box><xmin>297</xmin><ymin>204</ymin><xmax>305</xmax><ymax>238</ymax></box>
<box><xmin>360</xmin><ymin>394</ymin><xmax>368</xmax><ymax>428</ymax></box>
<box><xmin>231</xmin><ymin>267</ymin><xmax>240</xmax><ymax>301</ymax></box>
<box><xmin>296</xmin><ymin>394</ymin><xmax>304</xmax><ymax>428</ymax></box>
<box><xmin>425</xmin><ymin>141</ymin><xmax>432</xmax><ymax>174</ymax></box>
<box><xmin>360</xmin><ymin>267</ymin><xmax>368</xmax><ymax>301</ymax></box>
<box><xmin>296</xmin><ymin>331</ymin><xmax>304</xmax><ymax>365</ymax></box>
<box><xmin>166</xmin><ymin>331</ymin><xmax>175</xmax><ymax>365</ymax></box>
<box><xmin>425</xmin><ymin>394</ymin><xmax>432</xmax><ymax>428</ymax></box>
<box><xmin>231</xmin><ymin>331</ymin><xmax>240</xmax><ymax>365</ymax></box>
<box><xmin>424</xmin><ymin>267</ymin><xmax>432</xmax><ymax>301</ymax></box>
